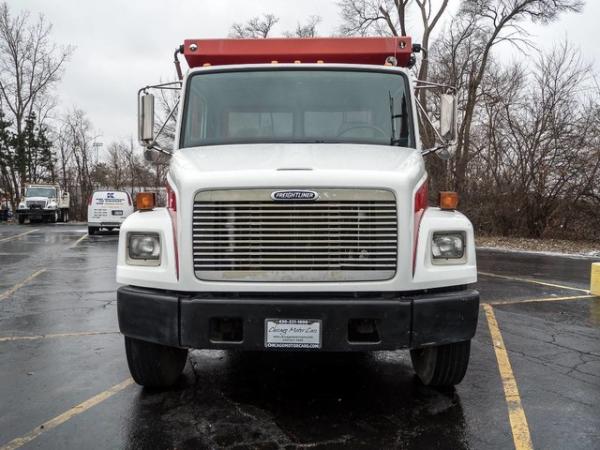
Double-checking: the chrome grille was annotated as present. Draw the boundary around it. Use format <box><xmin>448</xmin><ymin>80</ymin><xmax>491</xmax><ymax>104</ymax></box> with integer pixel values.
<box><xmin>192</xmin><ymin>189</ymin><xmax>398</xmax><ymax>282</ymax></box>
<box><xmin>26</xmin><ymin>200</ymin><xmax>46</xmax><ymax>209</ymax></box>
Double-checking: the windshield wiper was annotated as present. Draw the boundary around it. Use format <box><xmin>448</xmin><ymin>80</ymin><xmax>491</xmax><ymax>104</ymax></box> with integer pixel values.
<box><xmin>388</xmin><ymin>91</ymin><xmax>404</xmax><ymax>146</ymax></box>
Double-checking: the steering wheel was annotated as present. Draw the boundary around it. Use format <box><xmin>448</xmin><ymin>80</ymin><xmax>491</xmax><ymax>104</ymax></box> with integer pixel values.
<box><xmin>336</xmin><ymin>125</ymin><xmax>388</xmax><ymax>138</ymax></box>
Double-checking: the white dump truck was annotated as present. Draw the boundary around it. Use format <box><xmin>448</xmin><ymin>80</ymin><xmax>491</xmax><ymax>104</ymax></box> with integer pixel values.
<box><xmin>16</xmin><ymin>184</ymin><xmax>70</xmax><ymax>224</ymax></box>
<box><xmin>117</xmin><ymin>37</ymin><xmax>479</xmax><ymax>388</ymax></box>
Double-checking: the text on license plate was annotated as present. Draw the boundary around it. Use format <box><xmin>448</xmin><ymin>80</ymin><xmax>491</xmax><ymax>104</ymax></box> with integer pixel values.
<box><xmin>265</xmin><ymin>319</ymin><xmax>321</xmax><ymax>349</ymax></box>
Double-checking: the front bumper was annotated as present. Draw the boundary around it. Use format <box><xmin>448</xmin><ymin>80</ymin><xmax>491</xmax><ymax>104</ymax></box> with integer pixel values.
<box><xmin>88</xmin><ymin>222</ymin><xmax>123</xmax><ymax>228</ymax></box>
<box><xmin>117</xmin><ymin>286</ymin><xmax>479</xmax><ymax>351</ymax></box>
<box><xmin>17</xmin><ymin>208</ymin><xmax>55</xmax><ymax>216</ymax></box>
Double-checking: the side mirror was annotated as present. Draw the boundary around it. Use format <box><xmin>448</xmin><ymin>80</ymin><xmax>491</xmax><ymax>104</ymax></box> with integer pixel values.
<box><xmin>138</xmin><ymin>93</ymin><xmax>155</xmax><ymax>146</ymax></box>
<box><xmin>439</xmin><ymin>94</ymin><xmax>457</xmax><ymax>143</ymax></box>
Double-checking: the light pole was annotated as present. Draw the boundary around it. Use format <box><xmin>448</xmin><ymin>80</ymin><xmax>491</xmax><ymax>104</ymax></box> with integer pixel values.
<box><xmin>93</xmin><ymin>142</ymin><xmax>103</xmax><ymax>161</ymax></box>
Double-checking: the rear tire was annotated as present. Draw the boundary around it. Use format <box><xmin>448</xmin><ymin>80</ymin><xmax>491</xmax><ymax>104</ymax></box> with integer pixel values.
<box><xmin>410</xmin><ymin>340</ymin><xmax>471</xmax><ymax>387</ymax></box>
<box><xmin>18</xmin><ymin>215</ymin><xmax>25</xmax><ymax>224</ymax></box>
<box><xmin>88</xmin><ymin>226</ymin><xmax>96</xmax><ymax>235</ymax></box>
<box><xmin>124</xmin><ymin>337</ymin><xmax>187</xmax><ymax>388</ymax></box>
<box><xmin>63</xmin><ymin>210</ymin><xmax>69</xmax><ymax>223</ymax></box>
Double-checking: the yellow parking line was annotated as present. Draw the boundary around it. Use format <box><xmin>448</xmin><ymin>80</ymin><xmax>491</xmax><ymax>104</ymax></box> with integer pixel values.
<box><xmin>0</xmin><ymin>331</ymin><xmax>120</xmax><ymax>343</ymax></box>
<box><xmin>0</xmin><ymin>378</ymin><xmax>134</xmax><ymax>450</ymax></box>
<box><xmin>484</xmin><ymin>304</ymin><xmax>533</xmax><ymax>450</ymax></box>
<box><xmin>0</xmin><ymin>269</ymin><xmax>46</xmax><ymax>302</ymax></box>
<box><xmin>70</xmin><ymin>234</ymin><xmax>87</xmax><ymax>248</ymax></box>
<box><xmin>487</xmin><ymin>294</ymin><xmax>596</xmax><ymax>306</ymax></box>
<box><xmin>479</xmin><ymin>271</ymin><xmax>590</xmax><ymax>293</ymax></box>
<box><xmin>0</xmin><ymin>229</ymin><xmax>38</xmax><ymax>243</ymax></box>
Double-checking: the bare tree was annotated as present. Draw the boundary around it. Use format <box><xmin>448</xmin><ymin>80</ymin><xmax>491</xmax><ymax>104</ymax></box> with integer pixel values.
<box><xmin>57</xmin><ymin>108</ymin><xmax>96</xmax><ymax>219</ymax></box>
<box><xmin>0</xmin><ymin>2</ymin><xmax>73</xmax><ymax>197</ymax></box>
<box><xmin>229</xmin><ymin>14</ymin><xmax>279</xmax><ymax>38</ymax></box>
<box><xmin>461</xmin><ymin>41</ymin><xmax>600</xmax><ymax>238</ymax></box>
<box><xmin>284</xmin><ymin>16</ymin><xmax>321</xmax><ymax>38</ymax></box>
<box><xmin>339</xmin><ymin>0</ymin><xmax>411</xmax><ymax>37</ymax></box>
<box><xmin>452</xmin><ymin>0</ymin><xmax>584</xmax><ymax>192</ymax></box>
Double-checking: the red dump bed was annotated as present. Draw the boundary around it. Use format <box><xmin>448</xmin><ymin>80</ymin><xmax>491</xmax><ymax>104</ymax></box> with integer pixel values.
<box><xmin>182</xmin><ymin>37</ymin><xmax>413</xmax><ymax>68</ymax></box>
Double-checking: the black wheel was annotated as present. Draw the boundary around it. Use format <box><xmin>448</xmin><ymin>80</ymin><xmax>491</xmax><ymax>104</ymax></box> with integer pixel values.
<box><xmin>51</xmin><ymin>211</ymin><xmax>58</xmax><ymax>223</ymax></box>
<box><xmin>63</xmin><ymin>210</ymin><xmax>69</xmax><ymax>223</ymax></box>
<box><xmin>124</xmin><ymin>337</ymin><xmax>187</xmax><ymax>388</ymax></box>
<box><xmin>88</xmin><ymin>226</ymin><xmax>96</xmax><ymax>235</ymax></box>
<box><xmin>18</xmin><ymin>215</ymin><xmax>25</xmax><ymax>224</ymax></box>
<box><xmin>410</xmin><ymin>340</ymin><xmax>471</xmax><ymax>387</ymax></box>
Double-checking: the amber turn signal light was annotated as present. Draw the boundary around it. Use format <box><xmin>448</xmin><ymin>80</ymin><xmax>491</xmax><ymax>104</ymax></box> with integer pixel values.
<box><xmin>439</xmin><ymin>191</ymin><xmax>459</xmax><ymax>210</ymax></box>
<box><xmin>136</xmin><ymin>192</ymin><xmax>156</xmax><ymax>211</ymax></box>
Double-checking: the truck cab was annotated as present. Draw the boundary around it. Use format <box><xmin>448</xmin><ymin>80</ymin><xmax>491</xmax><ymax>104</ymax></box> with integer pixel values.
<box><xmin>117</xmin><ymin>37</ymin><xmax>479</xmax><ymax>388</ymax></box>
<box><xmin>16</xmin><ymin>184</ymin><xmax>70</xmax><ymax>224</ymax></box>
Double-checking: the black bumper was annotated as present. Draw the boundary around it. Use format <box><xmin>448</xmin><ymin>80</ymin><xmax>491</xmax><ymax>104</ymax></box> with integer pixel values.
<box><xmin>17</xmin><ymin>209</ymin><xmax>54</xmax><ymax>216</ymax></box>
<box><xmin>117</xmin><ymin>286</ymin><xmax>479</xmax><ymax>351</ymax></box>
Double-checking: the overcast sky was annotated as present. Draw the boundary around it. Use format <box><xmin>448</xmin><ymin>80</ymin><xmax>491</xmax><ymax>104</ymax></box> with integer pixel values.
<box><xmin>15</xmin><ymin>0</ymin><xmax>600</xmax><ymax>148</ymax></box>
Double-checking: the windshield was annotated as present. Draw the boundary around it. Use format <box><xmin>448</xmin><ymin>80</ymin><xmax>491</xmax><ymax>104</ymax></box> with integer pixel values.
<box><xmin>181</xmin><ymin>69</ymin><xmax>414</xmax><ymax>148</ymax></box>
<box><xmin>26</xmin><ymin>187</ymin><xmax>56</xmax><ymax>198</ymax></box>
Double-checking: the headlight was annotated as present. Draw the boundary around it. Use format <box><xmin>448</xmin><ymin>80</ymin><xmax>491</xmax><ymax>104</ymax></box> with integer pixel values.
<box><xmin>46</xmin><ymin>202</ymin><xmax>57</xmax><ymax>209</ymax></box>
<box><xmin>432</xmin><ymin>232</ymin><xmax>465</xmax><ymax>262</ymax></box>
<box><xmin>127</xmin><ymin>233</ymin><xmax>160</xmax><ymax>265</ymax></box>
<box><xmin>18</xmin><ymin>203</ymin><xmax>25</xmax><ymax>209</ymax></box>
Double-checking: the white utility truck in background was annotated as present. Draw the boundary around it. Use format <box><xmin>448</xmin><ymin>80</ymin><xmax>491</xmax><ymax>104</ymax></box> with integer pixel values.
<box><xmin>16</xmin><ymin>184</ymin><xmax>70</xmax><ymax>224</ymax></box>
<box><xmin>117</xmin><ymin>37</ymin><xmax>479</xmax><ymax>388</ymax></box>
<box><xmin>88</xmin><ymin>190</ymin><xmax>134</xmax><ymax>235</ymax></box>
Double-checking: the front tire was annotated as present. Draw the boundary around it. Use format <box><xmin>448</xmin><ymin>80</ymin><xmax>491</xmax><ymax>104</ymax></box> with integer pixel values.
<box><xmin>124</xmin><ymin>337</ymin><xmax>187</xmax><ymax>388</ymax></box>
<box><xmin>410</xmin><ymin>340</ymin><xmax>471</xmax><ymax>387</ymax></box>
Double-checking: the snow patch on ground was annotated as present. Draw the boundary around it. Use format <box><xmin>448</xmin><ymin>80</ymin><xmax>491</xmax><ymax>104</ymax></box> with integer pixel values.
<box><xmin>476</xmin><ymin>236</ymin><xmax>600</xmax><ymax>260</ymax></box>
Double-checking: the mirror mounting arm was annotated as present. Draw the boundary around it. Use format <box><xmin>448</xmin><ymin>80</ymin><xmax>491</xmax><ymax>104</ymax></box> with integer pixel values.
<box><xmin>146</xmin><ymin>98</ymin><xmax>180</xmax><ymax>155</ymax></box>
<box><xmin>416</xmin><ymin>98</ymin><xmax>446</xmax><ymax>144</ymax></box>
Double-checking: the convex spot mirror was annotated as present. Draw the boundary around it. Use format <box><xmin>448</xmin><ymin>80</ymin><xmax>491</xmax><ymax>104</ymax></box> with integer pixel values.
<box><xmin>144</xmin><ymin>148</ymin><xmax>171</xmax><ymax>164</ymax></box>
<box><xmin>138</xmin><ymin>93</ymin><xmax>155</xmax><ymax>146</ymax></box>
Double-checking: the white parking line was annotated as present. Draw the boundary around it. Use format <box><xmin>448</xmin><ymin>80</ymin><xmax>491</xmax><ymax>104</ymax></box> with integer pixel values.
<box><xmin>0</xmin><ymin>378</ymin><xmax>134</xmax><ymax>450</ymax></box>
<box><xmin>478</xmin><ymin>271</ymin><xmax>590</xmax><ymax>293</ymax></box>
<box><xmin>485</xmin><ymin>294</ymin><xmax>596</xmax><ymax>306</ymax></box>
<box><xmin>0</xmin><ymin>229</ymin><xmax>38</xmax><ymax>243</ymax></box>
<box><xmin>70</xmin><ymin>234</ymin><xmax>88</xmax><ymax>248</ymax></box>
<box><xmin>0</xmin><ymin>331</ymin><xmax>120</xmax><ymax>342</ymax></box>
<box><xmin>0</xmin><ymin>269</ymin><xmax>46</xmax><ymax>302</ymax></box>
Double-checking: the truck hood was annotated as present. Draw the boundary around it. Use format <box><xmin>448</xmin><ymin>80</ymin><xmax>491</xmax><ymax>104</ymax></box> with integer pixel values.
<box><xmin>170</xmin><ymin>143</ymin><xmax>423</xmax><ymax>174</ymax></box>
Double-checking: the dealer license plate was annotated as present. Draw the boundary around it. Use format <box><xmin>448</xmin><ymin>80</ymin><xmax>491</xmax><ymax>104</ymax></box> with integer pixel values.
<box><xmin>265</xmin><ymin>319</ymin><xmax>321</xmax><ymax>349</ymax></box>
<box><xmin>112</xmin><ymin>210</ymin><xmax>123</xmax><ymax>216</ymax></box>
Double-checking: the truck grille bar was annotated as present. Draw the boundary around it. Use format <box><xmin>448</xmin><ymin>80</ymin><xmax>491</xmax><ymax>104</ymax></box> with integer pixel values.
<box><xmin>192</xmin><ymin>189</ymin><xmax>398</xmax><ymax>282</ymax></box>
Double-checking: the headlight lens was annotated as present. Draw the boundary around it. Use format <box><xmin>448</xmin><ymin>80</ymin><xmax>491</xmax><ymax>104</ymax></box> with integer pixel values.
<box><xmin>128</xmin><ymin>233</ymin><xmax>160</xmax><ymax>263</ymax></box>
<box><xmin>432</xmin><ymin>232</ymin><xmax>465</xmax><ymax>260</ymax></box>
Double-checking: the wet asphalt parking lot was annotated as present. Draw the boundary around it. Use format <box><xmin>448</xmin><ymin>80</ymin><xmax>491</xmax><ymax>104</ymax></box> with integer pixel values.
<box><xmin>0</xmin><ymin>224</ymin><xmax>598</xmax><ymax>450</ymax></box>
